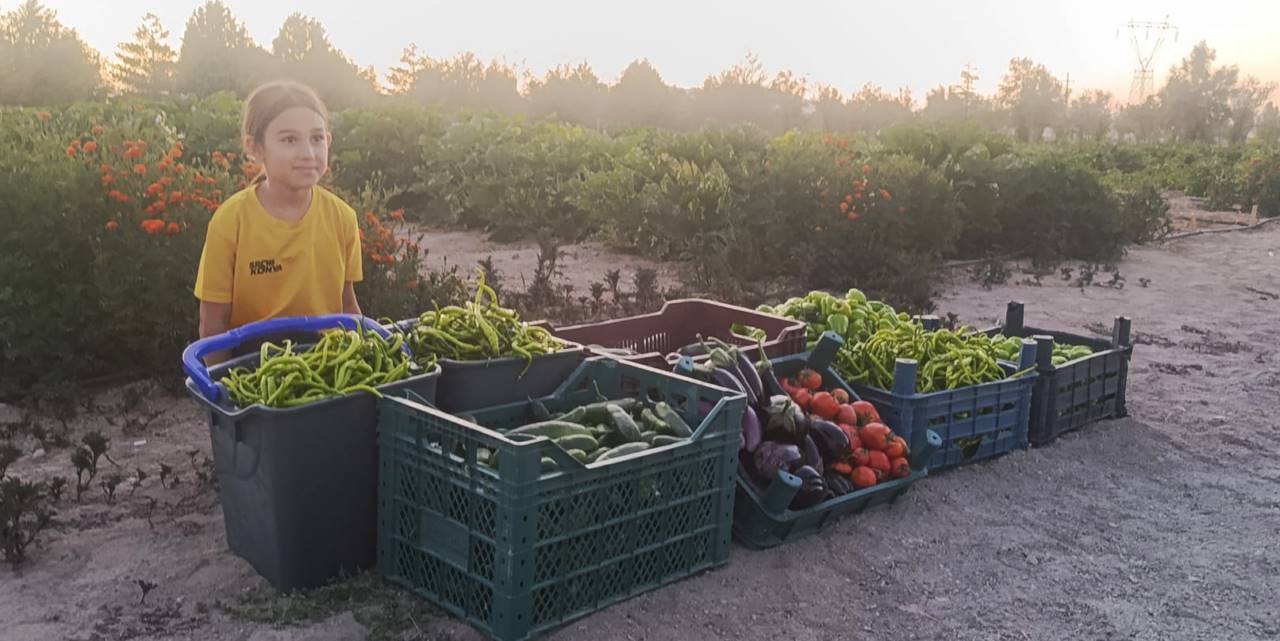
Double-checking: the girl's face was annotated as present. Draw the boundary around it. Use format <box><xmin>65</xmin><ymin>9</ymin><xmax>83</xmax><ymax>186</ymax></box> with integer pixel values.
<box><xmin>247</xmin><ymin>106</ymin><xmax>330</xmax><ymax>191</ymax></box>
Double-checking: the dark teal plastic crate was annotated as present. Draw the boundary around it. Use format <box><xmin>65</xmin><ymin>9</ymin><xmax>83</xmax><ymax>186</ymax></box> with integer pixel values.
<box><xmin>984</xmin><ymin>301</ymin><xmax>1133</xmax><ymax>446</ymax></box>
<box><xmin>838</xmin><ymin>333</ymin><xmax>1039</xmax><ymax>471</ymax></box>
<box><xmin>386</xmin><ymin>318</ymin><xmax>587</xmax><ymax>412</ymax></box>
<box><xmin>732</xmin><ymin>335</ymin><xmax>942</xmax><ymax>549</ymax></box>
<box><xmin>376</xmin><ymin>357</ymin><xmax>745</xmax><ymax>641</ymax></box>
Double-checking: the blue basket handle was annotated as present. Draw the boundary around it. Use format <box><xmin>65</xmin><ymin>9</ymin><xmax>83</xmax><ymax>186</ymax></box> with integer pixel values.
<box><xmin>182</xmin><ymin>314</ymin><xmax>393</xmax><ymax>405</ymax></box>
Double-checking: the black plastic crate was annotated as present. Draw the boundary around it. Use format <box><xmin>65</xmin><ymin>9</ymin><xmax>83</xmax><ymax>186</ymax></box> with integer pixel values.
<box><xmin>985</xmin><ymin>301</ymin><xmax>1133</xmax><ymax>446</ymax></box>
<box><xmin>387</xmin><ymin>319</ymin><xmax>587</xmax><ymax>412</ymax></box>
<box><xmin>183</xmin><ymin>314</ymin><xmax>441</xmax><ymax>590</ymax></box>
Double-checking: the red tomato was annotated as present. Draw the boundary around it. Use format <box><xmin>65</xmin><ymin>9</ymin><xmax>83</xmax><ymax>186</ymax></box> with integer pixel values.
<box><xmin>832</xmin><ymin>388</ymin><xmax>850</xmax><ymax>404</ymax></box>
<box><xmin>850</xmin><ymin>401</ymin><xmax>880</xmax><ymax>427</ymax></box>
<box><xmin>836</xmin><ymin>404</ymin><xmax>858</xmax><ymax>426</ymax></box>
<box><xmin>859</xmin><ymin>422</ymin><xmax>893</xmax><ymax>451</ymax></box>
<box><xmin>809</xmin><ymin>392</ymin><xmax>840</xmax><ymax>420</ymax></box>
<box><xmin>867</xmin><ymin>450</ymin><xmax>891</xmax><ymax>475</ymax></box>
<box><xmin>850</xmin><ymin>466</ymin><xmax>878</xmax><ymax>489</ymax></box>
<box><xmin>891</xmin><ymin>457</ymin><xmax>911</xmax><ymax>479</ymax></box>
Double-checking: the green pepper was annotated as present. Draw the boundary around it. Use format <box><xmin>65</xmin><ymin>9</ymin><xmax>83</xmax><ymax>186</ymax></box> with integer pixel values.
<box><xmin>826</xmin><ymin>313</ymin><xmax>850</xmax><ymax>336</ymax></box>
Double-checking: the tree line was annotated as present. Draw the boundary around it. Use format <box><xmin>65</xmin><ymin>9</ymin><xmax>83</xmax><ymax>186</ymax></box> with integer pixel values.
<box><xmin>2</xmin><ymin>0</ymin><xmax>1277</xmax><ymax>144</ymax></box>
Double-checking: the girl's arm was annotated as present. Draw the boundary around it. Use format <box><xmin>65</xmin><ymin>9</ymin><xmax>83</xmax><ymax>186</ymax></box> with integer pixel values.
<box><xmin>342</xmin><ymin>282</ymin><xmax>362</xmax><ymax>315</ymax></box>
<box><xmin>199</xmin><ymin>301</ymin><xmax>233</xmax><ymax>366</ymax></box>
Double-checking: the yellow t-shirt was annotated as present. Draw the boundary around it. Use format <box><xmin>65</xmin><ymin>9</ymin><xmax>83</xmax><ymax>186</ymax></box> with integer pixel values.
<box><xmin>194</xmin><ymin>185</ymin><xmax>363</xmax><ymax>329</ymax></box>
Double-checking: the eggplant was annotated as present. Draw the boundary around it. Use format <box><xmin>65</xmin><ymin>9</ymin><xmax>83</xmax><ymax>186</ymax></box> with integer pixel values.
<box><xmin>824</xmin><ymin>470</ymin><xmax>852</xmax><ymax>497</ymax></box>
<box><xmin>741</xmin><ymin>404</ymin><xmax>764</xmax><ymax>453</ymax></box>
<box><xmin>712</xmin><ymin>366</ymin><xmax>756</xmax><ymax>406</ymax></box>
<box><xmin>790</xmin><ymin>465</ymin><xmax>827</xmax><ymax>510</ymax></box>
<box><xmin>758</xmin><ymin>362</ymin><xmax>788</xmax><ymax>398</ymax></box>
<box><xmin>806</xmin><ymin>417</ymin><xmax>851</xmax><ymax>465</ymax></box>
<box><xmin>752</xmin><ymin>441</ymin><xmax>802</xmax><ymax>482</ymax></box>
<box><xmin>764</xmin><ymin>395</ymin><xmax>805</xmax><ymax>443</ymax></box>
<box><xmin>800</xmin><ymin>434</ymin><xmax>824</xmax><ymax>475</ymax></box>
<box><xmin>731</xmin><ymin>348</ymin><xmax>765</xmax><ymax>401</ymax></box>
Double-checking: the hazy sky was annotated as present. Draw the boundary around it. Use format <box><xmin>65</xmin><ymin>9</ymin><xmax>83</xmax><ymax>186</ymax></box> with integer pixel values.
<box><xmin>28</xmin><ymin>0</ymin><xmax>1280</xmax><ymax>103</ymax></box>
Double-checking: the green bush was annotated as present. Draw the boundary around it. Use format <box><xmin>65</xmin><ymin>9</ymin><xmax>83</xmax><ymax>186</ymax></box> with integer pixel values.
<box><xmin>995</xmin><ymin>154</ymin><xmax>1123</xmax><ymax>263</ymax></box>
<box><xmin>1242</xmin><ymin>147</ymin><xmax>1280</xmax><ymax>217</ymax></box>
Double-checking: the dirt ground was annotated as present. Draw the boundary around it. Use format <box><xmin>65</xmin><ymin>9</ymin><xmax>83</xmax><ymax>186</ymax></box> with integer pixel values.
<box><xmin>3</xmin><ymin>212</ymin><xmax>1280</xmax><ymax>641</ymax></box>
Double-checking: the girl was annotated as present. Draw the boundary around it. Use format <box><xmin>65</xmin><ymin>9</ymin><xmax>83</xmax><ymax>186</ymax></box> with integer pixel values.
<box><xmin>194</xmin><ymin>81</ymin><xmax>363</xmax><ymax>364</ymax></box>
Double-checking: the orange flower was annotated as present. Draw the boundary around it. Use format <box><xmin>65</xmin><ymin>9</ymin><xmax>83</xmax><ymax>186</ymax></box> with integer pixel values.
<box><xmin>65</xmin><ymin>145</ymin><xmax>77</xmax><ymax>157</ymax></box>
<box><xmin>241</xmin><ymin>162</ymin><xmax>260</xmax><ymax>178</ymax></box>
<box><xmin>389</xmin><ymin>209</ymin><xmax>405</xmax><ymax>222</ymax></box>
<box><xmin>845</xmin><ymin>194</ymin><xmax>853</xmax><ymax>203</ymax></box>
<box><xmin>880</xmin><ymin>189</ymin><xmax>892</xmax><ymax>201</ymax></box>
<box><xmin>83</xmin><ymin>140</ymin><xmax>98</xmax><ymax>154</ymax></box>
<box><xmin>105</xmin><ymin>220</ymin><xmax>119</xmax><ymax>231</ymax></box>
<box><xmin>107</xmin><ymin>190</ymin><xmax>129</xmax><ymax>203</ymax></box>
<box><xmin>847</xmin><ymin>211</ymin><xmax>860</xmax><ymax>221</ymax></box>
<box><xmin>140</xmin><ymin>219</ymin><xmax>165</xmax><ymax>235</ymax></box>
<box><xmin>166</xmin><ymin>222</ymin><xmax>181</xmax><ymax>235</ymax></box>
<box><xmin>862</xmin><ymin>164</ymin><xmax>872</xmax><ymax>175</ymax></box>
<box><xmin>169</xmin><ymin>191</ymin><xmax>183</xmax><ymax>203</ymax></box>
<box><xmin>101</xmin><ymin>175</ymin><xmax>115</xmax><ymax>186</ymax></box>
<box><xmin>99</xmin><ymin>163</ymin><xmax>112</xmax><ymax>174</ymax></box>
<box><xmin>91</xmin><ymin>125</ymin><xmax>104</xmax><ymax>135</ymax></box>
<box><xmin>211</xmin><ymin>151</ymin><xmax>224</xmax><ymax>161</ymax></box>
<box><xmin>157</xmin><ymin>159</ymin><xmax>171</xmax><ymax>171</ymax></box>
<box><xmin>854</xmin><ymin>192</ymin><xmax>863</xmax><ymax>200</ymax></box>
<box><xmin>840</xmin><ymin>202</ymin><xmax>849</xmax><ymax>213</ymax></box>
<box><xmin>133</xmin><ymin>164</ymin><xmax>147</xmax><ymax>175</ymax></box>
<box><xmin>174</xmin><ymin>163</ymin><xmax>186</xmax><ymax>173</ymax></box>
<box><xmin>37</xmin><ymin>111</ymin><xmax>52</xmax><ymax>121</ymax></box>
<box><xmin>145</xmin><ymin>182</ymin><xmax>164</xmax><ymax>197</ymax></box>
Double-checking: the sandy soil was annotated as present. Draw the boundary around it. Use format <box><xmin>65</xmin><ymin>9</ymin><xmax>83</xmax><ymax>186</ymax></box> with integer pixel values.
<box><xmin>3</xmin><ymin>216</ymin><xmax>1279</xmax><ymax>641</ymax></box>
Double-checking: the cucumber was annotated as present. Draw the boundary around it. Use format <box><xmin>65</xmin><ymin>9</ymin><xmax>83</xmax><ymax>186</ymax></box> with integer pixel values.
<box><xmin>561</xmin><ymin>398</ymin><xmax>639</xmax><ymax>424</ymax></box>
<box><xmin>553</xmin><ymin>434</ymin><xmax>600</xmax><ymax>453</ymax></box>
<box><xmin>607</xmin><ymin>404</ymin><xmax>644</xmax><ymax>442</ymax></box>
<box><xmin>654</xmin><ymin>402</ymin><xmax>693</xmax><ymax>438</ymax></box>
<box><xmin>567</xmin><ymin>448</ymin><xmax>589</xmax><ymax>463</ymax></box>
<box><xmin>595</xmin><ymin>442</ymin><xmax>651</xmax><ymax>462</ymax></box>
<box><xmin>639</xmin><ymin>430</ymin><xmax>658</xmax><ymax>444</ymax></box>
<box><xmin>541</xmin><ymin>457</ymin><xmax>558</xmax><ymax>473</ymax></box>
<box><xmin>508</xmin><ymin>420</ymin><xmax>594</xmax><ymax>440</ymax></box>
<box><xmin>586</xmin><ymin>447</ymin><xmax>609</xmax><ymax>463</ymax></box>
<box><xmin>640</xmin><ymin>408</ymin><xmax>671</xmax><ymax>434</ymax></box>
<box><xmin>651</xmin><ymin>435</ymin><xmax>685</xmax><ymax>447</ymax></box>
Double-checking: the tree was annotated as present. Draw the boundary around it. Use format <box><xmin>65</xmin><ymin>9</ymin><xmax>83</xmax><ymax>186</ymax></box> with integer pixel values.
<box><xmin>112</xmin><ymin>13</ymin><xmax>177</xmax><ymax>96</ymax></box>
<box><xmin>1064</xmin><ymin>90</ymin><xmax>1114</xmax><ymax>140</ymax></box>
<box><xmin>811</xmin><ymin>84</ymin><xmax>850</xmax><ymax>131</ymax></box>
<box><xmin>608</xmin><ymin>58</ymin><xmax>686</xmax><ymax>129</ymax></box>
<box><xmin>1256</xmin><ymin>103</ymin><xmax>1280</xmax><ymax>145</ymax></box>
<box><xmin>0</xmin><ymin>0</ymin><xmax>100</xmax><ymax>105</ymax></box>
<box><xmin>1115</xmin><ymin>97</ymin><xmax>1163</xmax><ymax>142</ymax></box>
<box><xmin>697</xmin><ymin>52</ymin><xmax>792</xmax><ymax>132</ymax></box>
<box><xmin>921</xmin><ymin>66</ymin><xmax>999</xmax><ymax>128</ymax></box>
<box><xmin>1225</xmin><ymin>76</ymin><xmax>1276</xmax><ymax>144</ymax></box>
<box><xmin>526</xmin><ymin>62</ymin><xmax>608</xmax><ymax>127</ymax></box>
<box><xmin>388</xmin><ymin>48</ymin><xmax>523</xmax><ymax>113</ymax></box>
<box><xmin>175</xmin><ymin>1</ymin><xmax>273</xmax><ymax>96</ymax></box>
<box><xmin>1157</xmin><ymin>41</ymin><xmax>1237</xmax><ymax>143</ymax></box>
<box><xmin>996</xmin><ymin>58</ymin><xmax>1065</xmax><ymax>141</ymax></box>
<box><xmin>271</xmin><ymin>13</ymin><xmax>377</xmax><ymax>109</ymax></box>
<box><xmin>847</xmin><ymin>83</ymin><xmax>912</xmax><ymax>133</ymax></box>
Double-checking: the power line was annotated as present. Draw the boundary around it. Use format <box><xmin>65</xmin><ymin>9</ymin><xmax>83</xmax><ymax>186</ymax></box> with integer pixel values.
<box><xmin>1117</xmin><ymin>16</ymin><xmax>1178</xmax><ymax>103</ymax></box>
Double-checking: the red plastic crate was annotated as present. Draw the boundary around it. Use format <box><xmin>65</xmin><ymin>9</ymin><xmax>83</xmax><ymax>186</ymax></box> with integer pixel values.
<box><xmin>544</xmin><ymin>299</ymin><xmax>806</xmax><ymax>369</ymax></box>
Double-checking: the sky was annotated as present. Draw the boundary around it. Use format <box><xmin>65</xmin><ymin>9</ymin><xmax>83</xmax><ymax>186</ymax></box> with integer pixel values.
<box><xmin>24</xmin><ymin>0</ymin><xmax>1280</xmax><ymax>104</ymax></box>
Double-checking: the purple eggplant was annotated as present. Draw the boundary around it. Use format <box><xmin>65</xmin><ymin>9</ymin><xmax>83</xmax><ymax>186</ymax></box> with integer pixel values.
<box><xmin>790</xmin><ymin>465</ymin><xmax>827</xmax><ymax>510</ymax></box>
<box><xmin>824</xmin><ymin>470</ymin><xmax>852</xmax><ymax>497</ymax></box>
<box><xmin>807</xmin><ymin>417</ymin><xmax>850</xmax><ymax>465</ymax></box>
<box><xmin>752</xmin><ymin>441</ymin><xmax>802</xmax><ymax>481</ymax></box>
<box><xmin>800</xmin><ymin>434</ymin><xmax>824</xmax><ymax>475</ymax></box>
<box><xmin>741</xmin><ymin>404</ymin><xmax>764</xmax><ymax>453</ymax></box>
<box><xmin>764</xmin><ymin>395</ymin><xmax>806</xmax><ymax>443</ymax></box>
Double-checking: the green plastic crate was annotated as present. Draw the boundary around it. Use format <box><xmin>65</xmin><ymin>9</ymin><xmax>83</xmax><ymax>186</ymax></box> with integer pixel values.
<box><xmin>376</xmin><ymin>357</ymin><xmax>745</xmax><ymax>641</ymax></box>
<box><xmin>732</xmin><ymin>336</ymin><xmax>942</xmax><ymax>549</ymax></box>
